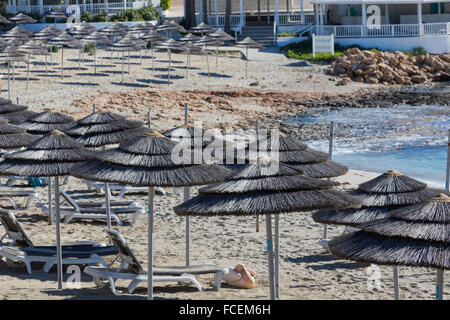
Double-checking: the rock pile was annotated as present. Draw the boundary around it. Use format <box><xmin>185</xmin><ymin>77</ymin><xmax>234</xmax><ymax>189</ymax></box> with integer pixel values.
<box><xmin>329</xmin><ymin>48</ymin><xmax>450</xmax><ymax>85</ymax></box>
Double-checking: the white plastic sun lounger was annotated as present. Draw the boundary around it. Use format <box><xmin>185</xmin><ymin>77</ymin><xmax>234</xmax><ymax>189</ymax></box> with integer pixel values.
<box><xmin>83</xmin><ymin>180</ymin><xmax>167</xmax><ymax>197</ymax></box>
<box><xmin>84</xmin><ymin>229</ymin><xmax>227</xmax><ymax>295</ymax></box>
<box><xmin>0</xmin><ymin>190</ymin><xmax>38</xmax><ymax>211</ymax></box>
<box><xmin>38</xmin><ymin>190</ymin><xmax>144</xmax><ymax>225</ymax></box>
<box><xmin>0</xmin><ymin>209</ymin><xmax>118</xmax><ymax>274</ymax></box>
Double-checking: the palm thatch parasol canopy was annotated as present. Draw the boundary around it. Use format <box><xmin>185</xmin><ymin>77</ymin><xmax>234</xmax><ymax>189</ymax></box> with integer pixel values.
<box><xmin>179</xmin><ymin>33</ymin><xmax>199</xmax><ymax>42</ymax></box>
<box><xmin>0</xmin><ymin>97</ymin><xmax>12</xmax><ymax>105</ymax></box>
<box><xmin>195</xmin><ymin>35</ymin><xmax>223</xmax><ymax>46</ymax></box>
<box><xmin>17</xmin><ymin>40</ymin><xmax>50</xmax><ymax>56</ymax></box>
<box><xmin>80</xmin><ymin>32</ymin><xmax>112</xmax><ymax>45</ymax></box>
<box><xmin>0</xmin><ymin>15</ymin><xmax>9</xmax><ymax>25</ymax></box>
<box><xmin>312</xmin><ymin>170</ymin><xmax>441</xmax><ymax>227</ymax></box>
<box><xmin>44</xmin><ymin>9</ymin><xmax>67</xmax><ymax>20</ymax></box>
<box><xmin>1</xmin><ymin>28</ymin><xmax>30</xmax><ymax>42</ymax></box>
<box><xmin>140</xmin><ymin>29</ymin><xmax>168</xmax><ymax>42</ymax></box>
<box><xmin>46</xmin><ymin>32</ymin><xmax>81</xmax><ymax>46</ymax></box>
<box><xmin>8</xmin><ymin>13</ymin><xmax>37</xmax><ymax>24</ymax></box>
<box><xmin>0</xmin><ymin>130</ymin><xmax>95</xmax><ymax>177</ymax></box>
<box><xmin>329</xmin><ymin>193</ymin><xmax>450</xmax><ymax>270</ymax></box>
<box><xmin>100</xmin><ymin>23</ymin><xmax>128</xmax><ymax>37</ymax></box>
<box><xmin>70</xmin><ymin>130</ymin><xmax>231</xmax><ymax>187</ymax></box>
<box><xmin>129</xmin><ymin>22</ymin><xmax>155</xmax><ymax>35</ymax></box>
<box><xmin>108</xmin><ymin>38</ymin><xmax>142</xmax><ymax>51</ymax></box>
<box><xmin>21</xmin><ymin>111</ymin><xmax>76</xmax><ymax>135</ymax></box>
<box><xmin>157</xmin><ymin>20</ymin><xmax>186</xmax><ymax>33</ymax></box>
<box><xmin>154</xmin><ymin>39</ymin><xmax>186</xmax><ymax>51</ymax></box>
<box><xmin>0</xmin><ymin>116</ymin><xmax>37</xmax><ymax>149</ymax></box>
<box><xmin>0</xmin><ymin>103</ymin><xmax>36</xmax><ymax>124</ymax></box>
<box><xmin>209</xmin><ymin>28</ymin><xmax>235</xmax><ymax>42</ymax></box>
<box><xmin>32</xmin><ymin>26</ymin><xmax>62</xmax><ymax>41</ymax></box>
<box><xmin>189</xmin><ymin>22</ymin><xmax>216</xmax><ymax>34</ymax></box>
<box><xmin>64</xmin><ymin>111</ymin><xmax>149</xmax><ymax>147</ymax></box>
<box><xmin>226</xmin><ymin>133</ymin><xmax>348</xmax><ymax>178</ymax></box>
<box><xmin>174</xmin><ymin>159</ymin><xmax>361</xmax><ymax>216</ymax></box>
<box><xmin>68</xmin><ymin>22</ymin><xmax>97</xmax><ymax>39</ymax></box>
<box><xmin>236</xmin><ymin>37</ymin><xmax>265</xmax><ymax>49</ymax></box>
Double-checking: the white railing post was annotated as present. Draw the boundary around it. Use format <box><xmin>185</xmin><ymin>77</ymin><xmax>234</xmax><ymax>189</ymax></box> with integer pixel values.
<box><xmin>273</xmin><ymin>21</ymin><xmax>277</xmax><ymax>45</ymax></box>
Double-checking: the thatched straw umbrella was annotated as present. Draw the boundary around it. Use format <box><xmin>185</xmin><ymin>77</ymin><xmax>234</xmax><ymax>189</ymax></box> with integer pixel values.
<box><xmin>21</xmin><ymin>110</ymin><xmax>76</xmax><ymax>135</ymax></box>
<box><xmin>107</xmin><ymin>38</ymin><xmax>141</xmax><ymax>84</ymax></box>
<box><xmin>67</xmin><ymin>22</ymin><xmax>97</xmax><ymax>69</ymax></box>
<box><xmin>32</xmin><ymin>26</ymin><xmax>62</xmax><ymax>70</ymax></box>
<box><xmin>0</xmin><ymin>130</ymin><xmax>95</xmax><ymax>289</ymax></box>
<box><xmin>236</xmin><ymin>37</ymin><xmax>264</xmax><ymax>79</ymax></box>
<box><xmin>209</xmin><ymin>28</ymin><xmax>234</xmax><ymax>72</ymax></box>
<box><xmin>0</xmin><ymin>116</ymin><xmax>37</xmax><ymax>150</ymax></box>
<box><xmin>154</xmin><ymin>39</ymin><xmax>186</xmax><ymax>84</ymax></box>
<box><xmin>140</xmin><ymin>30</ymin><xmax>167</xmax><ymax>72</ymax></box>
<box><xmin>156</xmin><ymin>20</ymin><xmax>186</xmax><ymax>38</ymax></box>
<box><xmin>178</xmin><ymin>33</ymin><xmax>200</xmax><ymax>79</ymax></box>
<box><xmin>17</xmin><ymin>40</ymin><xmax>50</xmax><ymax>90</ymax></box>
<box><xmin>8</xmin><ymin>13</ymin><xmax>37</xmax><ymax>24</ymax></box>
<box><xmin>44</xmin><ymin>9</ymin><xmax>67</xmax><ymax>24</ymax></box>
<box><xmin>312</xmin><ymin>170</ymin><xmax>439</xmax><ymax>228</ymax></box>
<box><xmin>100</xmin><ymin>23</ymin><xmax>129</xmax><ymax>38</ymax></box>
<box><xmin>0</xmin><ymin>103</ymin><xmax>36</xmax><ymax>123</ymax></box>
<box><xmin>189</xmin><ymin>22</ymin><xmax>216</xmax><ymax>35</ymax></box>
<box><xmin>0</xmin><ymin>45</ymin><xmax>29</xmax><ymax>99</ymax></box>
<box><xmin>1</xmin><ymin>26</ymin><xmax>32</xmax><ymax>42</ymax></box>
<box><xmin>0</xmin><ymin>15</ymin><xmax>9</xmax><ymax>25</ymax></box>
<box><xmin>174</xmin><ymin>158</ymin><xmax>361</xmax><ymax>299</ymax></box>
<box><xmin>195</xmin><ymin>36</ymin><xmax>223</xmax><ymax>77</ymax></box>
<box><xmin>70</xmin><ymin>130</ymin><xmax>231</xmax><ymax>300</ymax></box>
<box><xmin>80</xmin><ymin>32</ymin><xmax>112</xmax><ymax>74</ymax></box>
<box><xmin>329</xmin><ymin>193</ymin><xmax>449</xmax><ymax>300</ymax></box>
<box><xmin>64</xmin><ymin>110</ymin><xmax>149</xmax><ymax>228</ymax></box>
<box><xmin>129</xmin><ymin>22</ymin><xmax>155</xmax><ymax>36</ymax></box>
<box><xmin>46</xmin><ymin>32</ymin><xmax>81</xmax><ymax>79</ymax></box>
<box><xmin>122</xmin><ymin>32</ymin><xmax>146</xmax><ymax>65</ymax></box>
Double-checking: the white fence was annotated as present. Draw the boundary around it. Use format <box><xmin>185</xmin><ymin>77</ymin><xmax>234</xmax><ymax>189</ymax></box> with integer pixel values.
<box><xmin>316</xmin><ymin>22</ymin><xmax>450</xmax><ymax>38</ymax></box>
<box><xmin>278</xmin><ymin>13</ymin><xmax>315</xmax><ymax>26</ymax></box>
<box><xmin>6</xmin><ymin>2</ymin><xmax>147</xmax><ymax>16</ymax></box>
<box><xmin>201</xmin><ymin>14</ymin><xmax>243</xmax><ymax>27</ymax></box>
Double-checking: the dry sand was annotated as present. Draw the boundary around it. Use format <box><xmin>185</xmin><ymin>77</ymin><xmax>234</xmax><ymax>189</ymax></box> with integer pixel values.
<box><xmin>0</xmin><ymin>47</ymin><xmax>446</xmax><ymax>300</ymax></box>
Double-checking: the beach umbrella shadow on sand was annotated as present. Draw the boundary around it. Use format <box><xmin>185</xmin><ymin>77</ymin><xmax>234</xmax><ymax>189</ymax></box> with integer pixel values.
<box><xmin>0</xmin><ymin>130</ymin><xmax>95</xmax><ymax>290</ymax></box>
<box><xmin>70</xmin><ymin>130</ymin><xmax>230</xmax><ymax>300</ymax></box>
<box><xmin>328</xmin><ymin>192</ymin><xmax>449</xmax><ymax>300</ymax></box>
<box><xmin>174</xmin><ymin>158</ymin><xmax>361</xmax><ymax>300</ymax></box>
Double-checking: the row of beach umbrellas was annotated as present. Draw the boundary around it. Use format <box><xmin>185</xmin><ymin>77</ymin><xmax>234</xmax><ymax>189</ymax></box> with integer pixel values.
<box><xmin>0</xmin><ymin>19</ymin><xmax>265</xmax><ymax>93</ymax></box>
<box><xmin>0</xmin><ymin>98</ymin><xmax>447</xmax><ymax>300</ymax></box>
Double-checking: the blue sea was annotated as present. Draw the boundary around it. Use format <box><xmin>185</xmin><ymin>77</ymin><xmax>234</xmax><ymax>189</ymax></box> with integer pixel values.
<box><xmin>288</xmin><ymin>105</ymin><xmax>449</xmax><ymax>187</ymax></box>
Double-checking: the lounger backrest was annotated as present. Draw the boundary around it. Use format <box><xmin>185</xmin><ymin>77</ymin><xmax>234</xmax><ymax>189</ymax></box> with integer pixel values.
<box><xmin>59</xmin><ymin>190</ymin><xmax>81</xmax><ymax>211</ymax></box>
<box><xmin>106</xmin><ymin>229</ymin><xmax>146</xmax><ymax>275</ymax></box>
<box><xmin>0</xmin><ymin>209</ymin><xmax>33</xmax><ymax>247</ymax></box>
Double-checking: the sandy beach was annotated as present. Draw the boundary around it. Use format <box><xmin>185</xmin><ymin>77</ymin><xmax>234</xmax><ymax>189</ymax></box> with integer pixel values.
<box><xmin>0</xmin><ymin>169</ymin><xmax>446</xmax><ymax>300</ymax></box>
<box><xmin>0</xmin><ymin>46</ymin><xmax>447</xmax><ymax>300</ymax></box>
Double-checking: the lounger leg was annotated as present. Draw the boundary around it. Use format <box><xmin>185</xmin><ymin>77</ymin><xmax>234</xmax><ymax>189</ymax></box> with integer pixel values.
<box><xmin>25</xmin><ymin>260</ymin><xmax>32</xmax><ymax>275</ymax></box>
<box><xmin>213</xmin><ymin>269</ymin><xmax>226</xmax><ymax>291</ymax></box>
<box><xmin>131</xmin><ymin>212</ymin><xmax>141</xmax><ymax>225</ymax></box>
<box><xmin>43</xmin><ymin>259</ymin><xmax>56</xmax><ymax>273</ymax></box>
<box><xmin>107</xmin><ymin>277</ymin><xmax>120</xmax><ymax>295</ymax></box>
<box><xmin>183</xmin><ymin>274</ymin><xmax>203</xmax><ymax>292</ymax></box>
<box><xmin>93</xmin><ymin>276</ymin><xmax>106</xmax><ymax>288</ymax></box>
<box><xmin>128</xmin><ymin>279</ymin><xmax>141</xmax><ymax>294</ymax></box>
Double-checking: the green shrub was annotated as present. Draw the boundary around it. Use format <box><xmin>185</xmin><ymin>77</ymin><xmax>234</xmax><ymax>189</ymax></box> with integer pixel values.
<box><xmin>160</xmin><ymin>0</ymin><xmax>172</xmax><ymax>11</ymax></box>
<box><xmin>277</xmin><ymin>32</ymin><xmax>299</xmax><ymax>37</ymax></box>
<box><xmin>84</xmin><ymin>43</ymin><xmax>96</xmax><ymax>56</ymax></box>
<box><xmin>48</xmin><ymin>45</ymin><xmax>59</xmax><ymax>53</ymax></box>
<box><xmin>81</xmin><ymin>12</ymin><xmax>94</xmax><ymax>22</ymax></box>
<box><xmin>138</xmin><ymin>5</ymin><xmax>160</xmax><ymax>21</ymax></box>
<box><xmin>93</xmin><ymin>11</ymin><xmax>109</xmax><ymax>22</ymax></box>
<box><xmin>410</xmin><ymin>47</ymin><xmax>428</xmax><ymax>56</ymax></box>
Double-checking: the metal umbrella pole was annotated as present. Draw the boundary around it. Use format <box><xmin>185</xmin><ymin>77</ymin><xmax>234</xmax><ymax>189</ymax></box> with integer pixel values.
<box><xmin>266</xmin><ymin>214</ymin><xmax>275</xmax><ymax>300</ymax></box>
<box><xmin>184</xmin><ymin>103</ymin><xmax>190</xmax><ymax>266</ymax></box>
<box><xmin>393</xmin><ymin>266</ymin><xmax>400</xmax><ymax>300</ymax></box>
<box><xmin>215</xmin><ymin>45</ymin><xmax>219</xmax><ymax>72</ymax></box>
<box><xmin>245</xmin><ymin>46</ymin><xmax>248</xmax><ymax>79</ymax></box>
<box><xmin>274</xmin><ymin>214</ymin><xmax>280</xmax><ymax>299</ymax></box>
<box><xmin>26</xmin><ymin>61</ymin><xmax>29</xmax><ymax>91</ymax></box>
<box><xmin>7</xmin><ymin>61</ymin><xmax>11</xmax><ymax>100</ymax></box>
<box><xmin>121</xmin><ymin>51</ymin><xmax>124</xmax><ymax>84</ymax></box>
<box><xmin>323</xmin><ymin>121</ymin><xmax>334</xmax><ymax>243</ymax></box>
<box><xmin>54</xmin><ymin>176</ymin><xmax>63</xmax><ymax>289</ymax></box>
<box><xmin>436</xmin><ymin>270</ymin><xmax>444</xmax><ymax>300</ymax></box>
<box><xmin>60</xmin><ymin>46</ymin><xmax>64</xmax><ymax>79</ymax></box>
<box><xmin>48</xmin><ymin>177</ymin><xmax>53</xmax><ymax>225</ymax></box>
<box><xmin>167</xmin><ymin>48</ymin><xmax>171</xmax><ymax>85</ymax></box>
<box><xmin>147</xmin><ymin>186</ymin><xmax>155</xmax><ymax>300</ymax></box>
<box><xmin>151</xmin><ymin>42</ymin><xmax>155</xmax><ymax>72</ymax></box>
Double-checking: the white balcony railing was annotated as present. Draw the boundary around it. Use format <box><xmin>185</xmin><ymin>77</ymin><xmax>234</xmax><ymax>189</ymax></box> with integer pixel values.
<box><xmin>7</xmin><ymin>2</ymin><xmax>147</xmax><ymax>16</ymax></box>
<box><xmin>316</xmin><ymin>22</ymin><xmax>450</xmax><ymax>38</ymax></box>
<box><xmin>278</xmin><ymin>13</ymin><xmax>315</xmax><ymax>25</ymax></box>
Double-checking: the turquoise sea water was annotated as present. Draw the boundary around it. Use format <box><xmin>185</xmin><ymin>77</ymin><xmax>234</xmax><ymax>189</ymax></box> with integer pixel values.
<box><xmin>289</xmin><ymin>105</ymin><xmax>449</xmax><ymax>187</ymax></box>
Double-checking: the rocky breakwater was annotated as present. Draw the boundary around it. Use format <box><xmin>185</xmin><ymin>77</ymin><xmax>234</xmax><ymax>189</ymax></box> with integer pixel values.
<box><xmin>329</xmin><ymin>48</ymin><xmax>450</xmax><ymax>85</ymax></box>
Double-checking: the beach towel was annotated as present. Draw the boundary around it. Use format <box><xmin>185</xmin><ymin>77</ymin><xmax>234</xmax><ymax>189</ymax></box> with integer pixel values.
<box><xmin>222</xmin><ymin>264</ymin><xmax>256</xmax><ymax>289</ymax></box>
<box><xmin>28</xmin><ymin>177</ymin><xmax>44</xmax><ymax>187</ymax></box>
